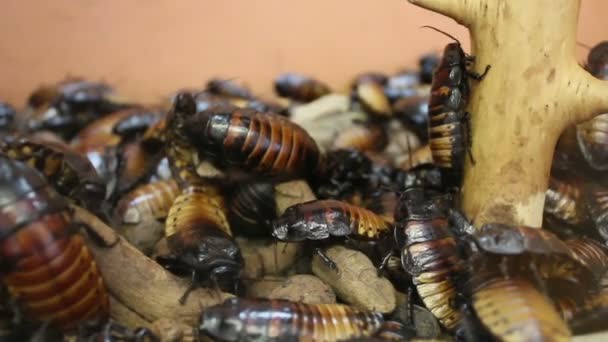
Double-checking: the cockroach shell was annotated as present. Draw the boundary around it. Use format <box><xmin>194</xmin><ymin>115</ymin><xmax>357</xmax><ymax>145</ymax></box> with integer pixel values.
<box><xmin>354</xmin><ymin>82</ymin><xmax>392</xmax><ymax>117</ymax></box>
<box><xmin>544</xmin><ymin>177</ymin><xmax>587</xmax><ymax>225</ymax></box>
<box><xmin>206</xmin><ymin>78</ymin><xmax>255</xmax><ymax>100</ymax></box>
<box><xmin>472</xmin><ymin>277</ymin><xmax>571</xmax><ymax>342</ymax></box>
<box><xmin>274</xmin><ymin>73</ymin><xmax>331</xmax><ymax>103</ymax></box>
<box><xmin>565</xmin><ymin>238</ymin><xmax>608</xmax><ymax>283</ymax></box>
<box><xmin>583</xmin><ymin>183</ymin><xmax>608</xmax><ymax>242</ymax></box>
<box><xmin>475</xmin><ymin>223</ymin><xmax>570</xmax><ymax>256</ymax></box>
<box><xmin>115</xmin><ymin>141</ymin><xmax>161</xmax><ymax>193</ymax></box>
<box><xmin>199</xmin><ymin>298</ymin><xmax>384</xmax><ymax>341</ymax></box>
<box><xmin>331</xmin><ymin>123</ymin><xmax>387</xmax><ymax>152</ymax></box>
<box><xmin>577</xmin><ymin>113</ymin><xmax>608</xmax><ymax>170</ymax></box>
<box><xmin>71</xmin><ymin>108</ymin><xmax>141</xmax><ymax>152</ymax></box>
<box><xmin>587</xmin><ymin>41</ymin><xmax>608</xmax><ymax>80</ymax></box>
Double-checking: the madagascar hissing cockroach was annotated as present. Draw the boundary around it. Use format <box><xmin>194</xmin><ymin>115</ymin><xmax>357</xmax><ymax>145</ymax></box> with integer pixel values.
<box><xmin>365</xmin><ymin>191</ymin><xmax>398</xmax><ymax>224</ymax></box>
<box><xmin>586</xmin><ymin>41</ymin><xmax>608</xmax><ymax>80</ymax></box>
<box><xmin>113</xmin><ymin>179</ymin><xmax>181</xmax><ymax>226</ymax></box>
<box><xmin>384</xmin><ymin>70</ymin><xmax>420</xmax><ymax>103</ymax></box>
<box><xmin>425</xmin><ymin>26</ymin><xmax>490</xmax><ymax>183</ymax></box>
<box><xmin>468</xmin><ymin>274</ymin><xmax>570</xmax><ymax>341</ymax></box>
<box><xmin>206</xmin><ymin>78</ymin><xmax>256</xmax><ymax>100</ymax></box>
<box><xmin>228</xmin><ymin>179</ymin><xmax>276</xmax><ymax>237</ymax></box>
<box><xmin>419</xmin><ymin>53</ymin><xmax>440</xmax><ymax>84</ymax></box>
<box><xmin>392</xmin><ymin>95</ymin><xmax>429</xmax><ymax>143</ymax></box>
<box><xmin>0</xmin><ymin>136</ymin><xmax>108</xmax><ymax>220</ymax></box>
<box><xmin>24</xmin><ymin>78</ymin><xmax>131</xmax><ymax>139</ymax></box>
<box><xmin>331</xmin><ymin>122</ymin><xmax>388</xmax><ymax>152</ymax></box>
<box><xmin>565</xmin><ymin>238</ymin><xmax>608</xmax><ymax>285</ymax></box>
<box><xmin>0</xmin><ymin>156</ymin><xmax>109</xmax><ymax>330</ymax></box>
<box><xmin>76</xmin><ymin>320</ymin><xmax>160</xmax><ymax>342</ymax></box>
<box><xmin>314</xmin><ymin>149</ymin><xmax>373</xmax><ymax>200</ymax></box>
<box><xmin>576</xmin><ymin>113</ymin><xmax>608</xmax><ymax>171</ymax></box>
<box><xmin>199</xmin><ymin>298</ymin><xmax>384</xmax><ymax>342</ymax></box>
<box><xmin>0</xmin><ymin>101</ymin><xmax>16</xmax><ymax>132</ymax></box>
<box><xmin>545</xmin><ymin>176</ymin><xmax>588</xmax><ymax>226</ymax></box>
<box><xmin>274</xmin><ymin>73</ymin><xmax>331</xmax><ymax>103</ymax></box>
<box><xmin>167</xmin><ymin>92</ymin><xmax>322</xmax><ymax>180</ymax></box>
<box><xmin>159</xmin><ymin>184</ymin><xmax>242</xmax><ymax>301</ymax></box>
<box><xmin>394</xmin><ymin>187</ymin><xmax>463</xmax><ymax>331</ymax></box>
<box><xmin>351</xmin><ymin>75</ymin><xmax>392</xmax><ymax>118</ymax></box>
<box><xmin>272</xmin><ymin>199</ymin><xmax>392</xmax><ymax>241</ymax></box>
<box><xmin>582</xmin><ymin>182</ymin><xmax>608</xmax><ymax>244</ymax></box>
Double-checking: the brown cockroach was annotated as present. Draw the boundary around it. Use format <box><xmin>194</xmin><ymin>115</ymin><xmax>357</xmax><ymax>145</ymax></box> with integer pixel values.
<box><xmin>199</xmin><ymin>298</ymin><xmax>383</xmax><ymax>341</ymax></box>
<box><xmin>0</xmin><ymin>156</ymin><xmax>109</xmax><ymax>330</ymax></box>
<box><xmin>274</xmin><ymin>73</ymin><xmax>331</xmax><ymax>103</ymax></box>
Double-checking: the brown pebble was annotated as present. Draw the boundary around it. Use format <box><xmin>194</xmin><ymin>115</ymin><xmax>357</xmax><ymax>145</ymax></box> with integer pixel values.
<box><xmin>312</xmin><ymin>245</ymin><xmax>396</xmax><ymax>313</ymax></box>
<box><xmin>268</xmin><ymin>274</ymin><xmax>336</xmax><ymax>304</ymax></box>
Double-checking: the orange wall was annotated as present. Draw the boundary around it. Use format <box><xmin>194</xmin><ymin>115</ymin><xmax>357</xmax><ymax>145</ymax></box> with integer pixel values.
<box><xmin>1</xmin><ymin>0</ymin><xmax>606</xmax><ymax>106</ymax></box>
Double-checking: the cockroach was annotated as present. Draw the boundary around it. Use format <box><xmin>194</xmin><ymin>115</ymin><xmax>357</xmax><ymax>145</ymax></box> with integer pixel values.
<box><xmin>24</xmin><ymin>78</ymin><xmax>131</xmax><ymax>139</ymax></box>
<box><xmin>586</xmin><ymin>41</ymin><xmax>608</xmax><ymax>80</ymax></box>
<box><xmin>228</xmin><ymin>179</ymin><xmax>276</xmax><ymax>237</ymax></box>
<box><xmin>384</xmin><ymin>70</ymin><xmax>420</xmax><ymax>103</ymax></box>
<box><xmin>0</xmin><ymin>156</ymin><xmax>109</xmax><ymax>330</ymax></box>
<box><xmin>206</xmin><ymin>78</ymin><xmax>256</xmax><ymax>100</ymax></box>
<box><xmin>545</xmin><ymin>177</ymin><xmax>588</xmax><ymax>226</ymax></box>
<box><xmin>272</xmin><ymin>199</ymin><xmax>392</xmax><ymax>241</ymax></box>
<box><xmin>331</xmin><ymin>122</ymin><xmax>387</xmax><ymax>152</ymax></box>
<box><xmin>424</xmin><ymin>26</ymin><xmax>490</xmax><ymax>182</ymax></box>
<box><xmin>314</xmin><ymin>149</ymin><xmax>373</xmax><ymax>200</ymax></box>
<box><xmin>565</xmin><ymin>238</ymin><xmax>608</xmax><ymax>285</ymax></box>
<box><xmin>112</xmin><ymin>109</ymin><xmax>165</xmax><ymax>139</ymax></box>
<box><xmin>365</xmin><ymin>191</ymin><xmax>398</xmax><ymax>224</ymax></box>
<box><xmin>0</xmin><ymin>101</ymin><xmax>16</xmax><ymax>131</ymax></box>
<box><xmin>113</xmin><ymin>140</ymin><xmax>164</xmax><ymax>195</ymax></box>
<box><xmin>576</xmin><ymin>113</ymin><xmax>608</xmax><ymax>171</ymax></box>
<box><xmin>0</xmin><ymin>136</ymin><xmax>107</xmax><ymax>220</ymax></box>
<box><xmin>394</xmin><ymin>187</ymin><xmax>463</xmax><ymax>331</ymax></box>
<box><xmin>419</xmin><ymin>53</ymin><xmax>440</xmax><ymax>84</ymax></box>
<box><xmin>274</xmin><ymin>73</ymin><xmax>331</xmax><ymax>102</ymax></box>
<box><xmin>469</xmin><ymin>275</ymin><xmax>570</xmax><ymax>341</ymax></box>
<box><xmin>159</xmin><ymin>184</ymin><xmax>242</xmax><ymax>301</ymax></box>
<box><xmin>167</xmin><ymin>92</ymin><xmax>322</xmax><ymax>180</ymax></box>
<box><xmin>76</xmin><ymin>321</ymin><xmax>160</xmax><ymax>342</ymax></box>
<box><xmin>113</xmin><ymin>179</ymin><xmax>181</xmax><ymax>226</ymax></box>
<box><xmin>583</xmin><ymin>182</ymin><xmax>608</xmax><ymax>244</ymax></box>
<box><xmin>351</xmin><ymin>77</ymin><xmax>392</xmax><ymax>118</ymax></box>
<box><xmin>399</xmin><ymin>145</ymin><xmax>434</xmax><ymax>171</ymax></box>
<box><xmin>567</xmin><ymin>291</ymin><xmax>608</xmax><ymax>335</ymax></box>
<box><xmin>392</xmin><ymin>95</ymin><xmax>430</xmax><ymax>143</ymax></box>
<box><xmin>199</xmin><ymin>298</ymin><xmax>384</xmax><ymax>341</ymax></box>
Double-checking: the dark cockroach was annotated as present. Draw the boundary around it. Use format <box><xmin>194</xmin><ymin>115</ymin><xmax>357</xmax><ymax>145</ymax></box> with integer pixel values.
<box><xmin>586</xmin><ymin>41</ymin><xmax>608</xmax><ymax>80</ymax></box>
<box><xmin>384</xmin><ymin>70</ymin><xmax>420</xmax><ymax>103</ymax></box>
<box><xmin>228</xmin><ymin>179</ymin><xmax>276</xmax><ymax>237</ymax></box>
<box><xmin>113</xmin><ymin>179</ymin><xmax>181</xmax><ymax>226</ymax></box>
<box><xmin>24</xmin><ymin>78</ymin><xmax>131</xmax><ymax>139</ymax></box>
<box><xmin>331</xmin><ymin>122</ymin><xmax>387</xmax><ymax>152</ymax></box>
<box><xmin>111</xmin><ymin>109</ymin><xmax>165</xmax><ymax>139</ymax></box>
<box><xmin>272</xmin><ymin>199</ymin><xmax>392</xmax><ymax>241</ymax></box>
<box><xmin>425</xmin><ymin>26</ymin><xmax>490</xmax><ymax>182</ymax></box>
<box><xmin>274</xmin><ymin>73</ymin><xmax>331</xmax><ymax>103</ymax></box>
<box><xmin>545</xmin><ymin>177</ymin><xmax>588</xmax><ymax>226</ymax></box>
<box><xmin>394</xmin><ymin>187</ymin><xmax>463</xmax><ymax>331</ymax></box>
<box><xmin>576</xmin><ymin>113</ymin><xmax>608</xmax><ymax>171</ymax></box>
<box><xmin>113</xmin><ymin>140</ymin><xmax>164</xmax><ymax>195</ymax></box>
<box><xmin>583</xmin><ymin>182</ymin><xmax>608</xmax><ymax>244</ymax></box>
<box><xmin>365</xmin><ymin>191</ymin><xmax>398</xmax><ymax>224</ymax></box>
<box><xmin>0</xmin><ymin>156</ymin><xmax>109</xmax><ymax>330</ymax></box>
<box><xmin>160</xmin><ymin>184</ymin><xmax>242</xmax><ymax>301</ymax></box>
<box><xmin>565</xmin><ymin>238</ymin><xmax>608</xmax><ymax>285</ymax></box>
<box><xmin>0</xmin><ymin>136</ymin><xmax>107</xmax><ymax>219</ymax></box>
<box><xmin>469</xmin><ymin>275</ymin><xmax>570</xmax><ymax>341</ymax></box>
<box><xmin>351</xmin><ymin>76</ymin><xmax>392</xmax><ymax>118</ymax></box>
<box><xmin>167</xmin><ymin>93</ymin><xmax>322</xmax><ymax>180</ymax></box>
<box><xmin>392</xmin><ymin>95</ymin><xmax>429</xmax><ymax>143</ymax></box>
<box><xmin>419</xmin><ymin>53</ymin><xmax>440</xmax><ymax>84</ymax></box>
<box><xmin>199</xmin><ymin>298</ymin><xmax>384</xmax><ymax>341</ymax></box>
<box><xmin>76</xmin><ymin>321</ymin><xmax>160</xmax><ymax>342</ymax></box>
<box><xmin>0</xmin><ymin>101</ymin><xmax>16</xmax><ymax>131</ymax></box>
<box><xmin>206</xmin><ymin>78</ymin><xmax>256</xmax><ymax>100</ymax></box>
<box><xmin>314</xmin><ymin>149</ymin><xmax>373</xmax><ymax>200</ymax></box>
<box><xmin>567</xmin><ymin>291</ymin><xmax>608</xmax><ymax>335</ymax></box>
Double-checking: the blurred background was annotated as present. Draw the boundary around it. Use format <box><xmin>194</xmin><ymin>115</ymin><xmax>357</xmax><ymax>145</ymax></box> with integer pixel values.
<box><xmin>1</xmin><ymin>0</ymin><xmax>606</xmax><ymax>106</ymax></box>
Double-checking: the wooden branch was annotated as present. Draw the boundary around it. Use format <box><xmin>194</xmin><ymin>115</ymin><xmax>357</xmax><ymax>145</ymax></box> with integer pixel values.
<box><xmin>407</xmin><ymin>0</ymin><xmax>476</xmax><ymax>26</ymax></box>
<box><xmin>72</xmin><ymin>206</ymin><xmax>232</xmax><ymax>327</ymax></box>
<box><xmin>410</xmin><ymin>0</ymin><xmax>608</xmax><ymax>227</ymax></box>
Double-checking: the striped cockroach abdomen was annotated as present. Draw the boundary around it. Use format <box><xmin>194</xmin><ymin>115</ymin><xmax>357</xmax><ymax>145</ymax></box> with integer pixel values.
<box><xmin>114</xmin><ymin>179</ymin><xmax>181</xmax><ymax>225</ymax></box>
<box><xmin>199</xmin><ymin>298</ymin><xmax>383</xmax><ymax>342</ymax></box>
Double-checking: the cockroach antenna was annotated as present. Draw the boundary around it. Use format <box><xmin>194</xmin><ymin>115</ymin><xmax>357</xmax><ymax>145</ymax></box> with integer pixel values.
<box><xmin>420</xmin><ymin>26</ymin><xmax>461</xmax><ymax>45</ymax></box>
<box><xmin>577</xmin><ymin>42</ymin><xmax>593</xmax><ymax>50</ymax></box>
